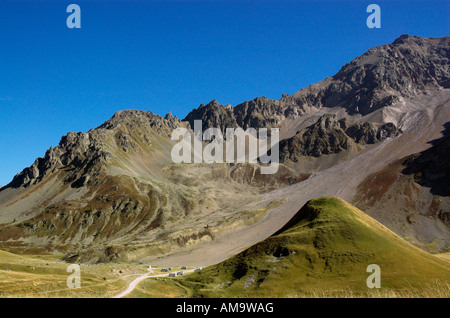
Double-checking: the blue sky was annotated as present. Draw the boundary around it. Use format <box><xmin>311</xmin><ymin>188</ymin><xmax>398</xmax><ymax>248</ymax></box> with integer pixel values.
<box><xmin>0</xmin><ymin>0</ymin><xmax>448</xmax><ymax>186</ymax></box>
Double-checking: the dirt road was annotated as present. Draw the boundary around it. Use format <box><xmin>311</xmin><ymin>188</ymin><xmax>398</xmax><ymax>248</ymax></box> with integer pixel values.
<box><xmin>114</xmin><ymin>268</ymin><xmax>195</xmax><ymax>298</ymax></box>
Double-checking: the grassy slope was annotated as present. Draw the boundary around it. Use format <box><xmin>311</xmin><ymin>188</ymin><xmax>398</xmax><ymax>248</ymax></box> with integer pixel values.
<box><xmin>125</xmin><ymin>274</ymin><xmax>191</xmax><ymax>298</ymax></box>
<box><xmin>0</xmin><ymin>249</ymin><xmax>146</xmax><ymax>297</ymax></box>
<box><xmin>178</xmin><ymin>197</ymin><xmax>450</xmax><ymax>297</ymax></box>
<box><xmin>1</xmin><ymin>197</ymin><xmax>449</xmax><ymax>298</ymax></box>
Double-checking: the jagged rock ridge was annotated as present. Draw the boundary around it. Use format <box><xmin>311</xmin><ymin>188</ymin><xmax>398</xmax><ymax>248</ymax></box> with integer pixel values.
<box><xmin>183</xmin><ymin>35</ymin><xmax>449</xmax><ymax>130</ymax></box>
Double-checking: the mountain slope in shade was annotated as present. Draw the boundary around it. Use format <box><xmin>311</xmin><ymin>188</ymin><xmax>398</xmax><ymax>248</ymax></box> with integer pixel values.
<box><xmin>181</xmin><ymin>198</ymin><xmax>450</xmax><ymax>297</ymax></box>
<box><xmin>402</xmin><ymin>127</ymin><xmax>450</xmax><ymax>197</ymax></box>
<box><xmin>354</xmin><ymin>129</ymin><xmax>450</xmax><ymax>252</ymax></box>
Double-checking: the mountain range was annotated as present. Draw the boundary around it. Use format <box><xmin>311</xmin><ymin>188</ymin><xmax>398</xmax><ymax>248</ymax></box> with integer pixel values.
<box><xmin>0</xmin><ymin>34</ymin><xmax>449</xmax><ymax>268</ymax></box>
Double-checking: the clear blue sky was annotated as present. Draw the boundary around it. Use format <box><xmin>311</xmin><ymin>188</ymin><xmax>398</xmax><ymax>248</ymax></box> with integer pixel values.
<box><xmin>0</xmin><ymin>0</ymin><xmax>448</xmax><ymax>186</ymax></box>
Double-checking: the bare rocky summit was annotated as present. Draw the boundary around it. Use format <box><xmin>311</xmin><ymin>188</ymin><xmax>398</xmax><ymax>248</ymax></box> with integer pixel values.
<box><xmin>183</xmin><ymin>35</ymin><xmax>449</xmax><ymax>130</ymax></box>
<box><xmin>183</xmin><ymin>99</ymin><xmax>238</xmax><ymax>133</ymax></box>
<box><xmin>6</xmin><ymin>110</ymin><xmax>179</xmax><ymax>190</ymax></box>
<box><xmin>289</xmin><ymin>35</ymin><xmax>449</xmax><ymax>115</ymax></box>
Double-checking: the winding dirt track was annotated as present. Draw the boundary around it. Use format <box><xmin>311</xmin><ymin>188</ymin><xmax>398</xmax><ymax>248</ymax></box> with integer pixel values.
<box><xmin>114</xmin><ymin>269</ymin><xmax>195</xmax><ymax>298</ymax></box>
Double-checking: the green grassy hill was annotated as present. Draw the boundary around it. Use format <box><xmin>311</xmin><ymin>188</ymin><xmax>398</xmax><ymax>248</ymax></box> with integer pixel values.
<box><xmin>180</xmin><ymin>197</ymin><xmax>450</xmax><ymax>297</ymax></box>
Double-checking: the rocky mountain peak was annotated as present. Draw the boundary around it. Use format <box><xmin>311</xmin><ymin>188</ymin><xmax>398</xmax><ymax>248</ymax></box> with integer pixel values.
<box><xmin>8</xmin><ymin>35</ymin><xmax>444</xmax><ymax>190</ymax></box>
<box><xmin>392</xmin><ymin>34</ymin><xmax>426</xmax><ymax>45</ymax></box>
<box><xmin>322</xmin><ymin>35</ymin><xmax>450</xmax><ymax>114</ymax></box>
<box><xmin>100</xmin><ymin>109</ymin><xmax>179</xmax><ymax>131</ymax></box>
<box><xmin>182</xmin><ymin>35</ymin><xmax>449</xmax><ymax>130</ymax></box>
<box><xmin>4</xmin><ymin>109</ymin><xmax>180</xmax><ymax>190</ymax></box>
<box><xmin>183</xmin><ymin>99</ymin><xmax>239</xmax><ymax>132</ymax></box>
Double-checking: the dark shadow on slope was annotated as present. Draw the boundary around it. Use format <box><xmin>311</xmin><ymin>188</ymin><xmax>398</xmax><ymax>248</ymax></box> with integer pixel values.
<box><xmin>401</xmin><ymin>122</ymin><xmax>450</xmax><ymax>196</ymax></box>
<box><xmin>427</xmin><ymin>122</ymin><xmax>450</xmax><ymax>146</ymax></box>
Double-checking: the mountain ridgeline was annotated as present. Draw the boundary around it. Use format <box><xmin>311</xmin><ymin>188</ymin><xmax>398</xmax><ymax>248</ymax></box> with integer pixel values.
<box><xmin>5</xmin><ymin>35</ymin><xmax>449</xmax><ymax>190</ymax></box>
<box><xmin>183</xmin><ymin>35</ymin><xmax>449</xmax><ymax>131</ymax></box>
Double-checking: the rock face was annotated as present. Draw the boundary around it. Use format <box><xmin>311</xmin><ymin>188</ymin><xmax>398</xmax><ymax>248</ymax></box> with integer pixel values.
<box><xmin>279</xmin><ymin>115</ymin><xmax>351</xmax><ymax>160</ymax></box>
<box><xmin>7</xmin><ymin>132</ymin><xmax>108</xmax><ymax>189</ymax></box>
<box><xmin>183</xmin><ymin>99</ymin><xmax>238</xmax><ymax>133</ymax></box>
<box><xmin>233</xmin><ymin>96</ymin><xmax>298</xmax><ymax>129</ymax></box>
<box><xmin>341</xmin><ymin>120</ymin><xmax>399</xmax><ymax>145</ymax></box>
<box><xmin>279</xmin><ymin>114</ymin><xmax>399</xmax><ymax>161</ymax></box>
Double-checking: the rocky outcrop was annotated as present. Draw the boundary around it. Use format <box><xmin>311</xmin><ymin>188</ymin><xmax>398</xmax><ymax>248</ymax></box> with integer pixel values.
<box><xmin>184</xmin><ymin>96</ymin><xmax>300</xmax><ymax>132</ymax></box>
<box><xmin>279</xmin><ymin>115</ymin><xmax>399</xmax><ymax>161</ymax></box>
<box><xmin>340</xmin><ymin>120</ymin><xmax>399</xmax><ymax>144</ymax></box>
<box><xmin>233</xmin><ymin>96</ymin><xmax>298</xmax><ymax>129</ymax></box>
<box><xmin>183</xmin><ymin>99</ymin><xmax>238</xmax><ymax>133</ymax></box>
<box><xmin>279</xmin><ymin>115</ymin><xmax>350</xmax><ymax>160</ymax></box>
<box><xmin>99</xmin><ymin>109</ymin><xmax>179</xmax><ymax>134</ymax></box>
<box><xmin>5</xmin><ymin>131</ymin><xmax>110</xmax><ymax>189</ymax></box>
